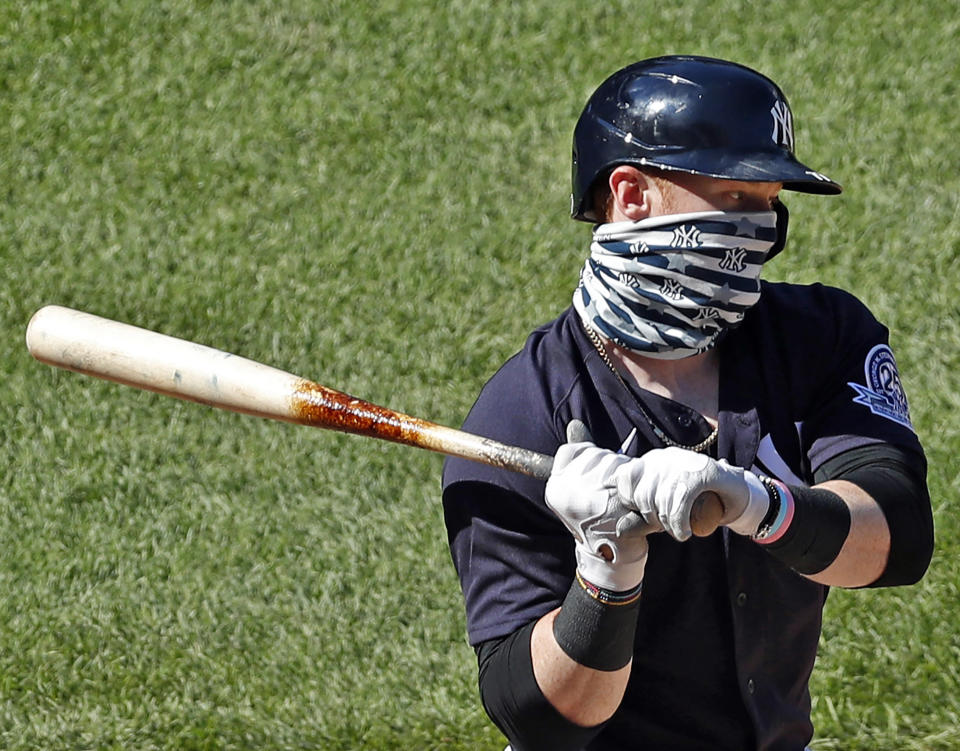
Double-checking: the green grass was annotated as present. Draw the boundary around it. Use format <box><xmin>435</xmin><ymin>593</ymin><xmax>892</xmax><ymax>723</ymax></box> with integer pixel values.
<box><xmin>1</xmin><ymin>1</ymin><xmax>958</xmax><ymax>748</ymax></box>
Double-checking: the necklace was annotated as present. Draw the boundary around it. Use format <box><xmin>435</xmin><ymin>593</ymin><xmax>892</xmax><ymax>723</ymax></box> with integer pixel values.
<box><xmin>582</xmin><ymin>322</ymin><xmax>719</xmax><ymax>453</ymax></box>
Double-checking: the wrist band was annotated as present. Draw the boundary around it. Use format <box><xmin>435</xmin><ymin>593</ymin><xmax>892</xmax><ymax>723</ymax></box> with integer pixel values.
<box><xmin>552</xmin><ymin>573</ymin><xmax>642</xmax><ymax>672</ymax></box>
<box><xmin>752</xmin><ymin>481</ymin><xmax>851</xmax><ymax>575</ymax></box>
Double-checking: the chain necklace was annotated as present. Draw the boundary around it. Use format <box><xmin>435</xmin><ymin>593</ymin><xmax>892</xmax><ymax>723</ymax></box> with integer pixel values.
<box><xmin>582</xmin><ymin>322</ymin><xmax>719</xmax><ymax>453</ymax></box>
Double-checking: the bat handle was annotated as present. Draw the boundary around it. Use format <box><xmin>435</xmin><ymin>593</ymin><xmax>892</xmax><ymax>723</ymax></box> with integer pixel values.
<box><xmin>690</xmin><ymin>491</ymin><xmax>724</xmax><ymax>537</ymax></box>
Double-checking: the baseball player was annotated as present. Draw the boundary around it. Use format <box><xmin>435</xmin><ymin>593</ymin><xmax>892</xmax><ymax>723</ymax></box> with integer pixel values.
<box><xmin>441</xmin><ymin>56</ymin><xmax>933</xmax><ymax>750</ymax></box>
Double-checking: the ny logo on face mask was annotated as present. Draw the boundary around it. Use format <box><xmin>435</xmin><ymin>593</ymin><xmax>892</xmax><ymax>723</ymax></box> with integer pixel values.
<box><xmin>670</xmin><ymin>225</ymin><xmax>702</xmax><ymax>248</ymax></box>
<box><xmin>770</xmin><ymin>100</ymin><xmax>795</xmax><ymax>151</ymax></box>
<box><xmin>692</xmin><ymin>307</ymin><xmax>721</xmax><ymax>330</ymax></box>
<box><xmin>719</xmin><ymin>247</ymin><xmax>748</xmax><ymax>272</ymax></box>
<box><xmin>660</xmin><ymin>278</ymin><xmax>684</xmax><ymax>299</ymax></box>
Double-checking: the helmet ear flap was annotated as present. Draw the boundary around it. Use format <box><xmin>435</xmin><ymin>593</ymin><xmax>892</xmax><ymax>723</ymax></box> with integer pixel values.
<box><xmin>767</xmin><ymin>199</ymin><xmax>790</xmax><ymax>260</ymax></box>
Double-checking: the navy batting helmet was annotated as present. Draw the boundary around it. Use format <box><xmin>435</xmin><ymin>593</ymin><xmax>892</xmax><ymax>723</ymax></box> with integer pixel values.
<box><xmin>571</xmin><ymin>55</ymin><xmax>841</xmax><ymax>222</ymax></box>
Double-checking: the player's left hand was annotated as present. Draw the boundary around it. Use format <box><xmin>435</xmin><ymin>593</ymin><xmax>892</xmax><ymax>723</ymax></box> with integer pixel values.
<box><xmin>614</xmin><ymin>447</ymin><xmax>769</xmax><ymax>541</ymax></box>
<box><xmin>546</xmin><ymin>420</ymin><xmax>655</xmax><ymax>592</ymax></box>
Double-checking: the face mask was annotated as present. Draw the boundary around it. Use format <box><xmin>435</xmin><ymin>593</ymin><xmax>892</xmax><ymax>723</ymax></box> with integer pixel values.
<box><xmin>573</xmin><ymin>210</ymin><xmax>778</xmax><ymax>360</ymax></box>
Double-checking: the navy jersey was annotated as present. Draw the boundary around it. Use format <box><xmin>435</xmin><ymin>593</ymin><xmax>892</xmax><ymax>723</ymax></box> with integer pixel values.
<box><xmin>442</xmin><ymin>282</ymin><xmax>924</xmax><ymax>750</ymax></box>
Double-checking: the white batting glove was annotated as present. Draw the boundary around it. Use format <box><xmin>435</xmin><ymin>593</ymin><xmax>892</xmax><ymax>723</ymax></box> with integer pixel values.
<box><xmin>614</xmin><ymin>447</ymin><xmax>770</xmax><ymax>541</ymax></box>
<box><xmin>545</xmin><ymin>420</ymin><xmax>653</xmax><ymax>592</ymax></box>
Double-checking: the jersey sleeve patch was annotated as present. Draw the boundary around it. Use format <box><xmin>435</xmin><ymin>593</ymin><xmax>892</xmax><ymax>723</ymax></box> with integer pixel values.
<box><xmin>847</xmin><ymin>344</ymin><xmax>914</xmax><ymax>431</ymax></box>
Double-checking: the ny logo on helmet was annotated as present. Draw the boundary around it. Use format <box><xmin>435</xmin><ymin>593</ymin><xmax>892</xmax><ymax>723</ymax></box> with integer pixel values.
<box><xmin>770</xmin><ymin>100</ymin><xmax>795</xmax><ymax>151</ymax></box>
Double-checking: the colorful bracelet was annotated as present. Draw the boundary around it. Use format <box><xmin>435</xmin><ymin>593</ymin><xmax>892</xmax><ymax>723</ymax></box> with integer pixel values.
<box><xmin>575</xmin><ymin>570</ymin><xmax>643</xmax><ymax>606</ymax></box>
<box><xmin>753</xmin><ymin>477</ymin><xmax>795</xmax><ymax>544</ymax></box>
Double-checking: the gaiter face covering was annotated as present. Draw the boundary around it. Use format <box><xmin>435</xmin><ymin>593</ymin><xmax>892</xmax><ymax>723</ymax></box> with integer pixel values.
<box><xmin>573</xmin><ymin>210</ymin><xmax>779</xmax><ymax>359</ymax></box>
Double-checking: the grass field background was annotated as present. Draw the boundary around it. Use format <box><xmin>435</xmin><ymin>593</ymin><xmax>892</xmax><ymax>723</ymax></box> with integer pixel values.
<box><xmin>1</xmin><ymin>1</ymin><xmax>958</xmax><ymax>748</ymax></box>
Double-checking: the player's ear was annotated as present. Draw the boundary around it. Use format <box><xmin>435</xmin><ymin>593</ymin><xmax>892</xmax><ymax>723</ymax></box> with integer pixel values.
<box><xmin>608</xmin><ymin>166</ymin><xmax>657</xmax><ymax>221</ymax></box>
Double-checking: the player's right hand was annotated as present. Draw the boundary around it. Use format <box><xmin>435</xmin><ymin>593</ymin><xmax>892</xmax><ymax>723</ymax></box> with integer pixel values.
<box><xmin>546</xmin><ymin>420</ymin><xmax>654</xmax><ymax>592</ymax></box>
<box><xmin>614</xmin><ymin>447</ymin><xmax>770</xmax><ymax>541</ymax></box>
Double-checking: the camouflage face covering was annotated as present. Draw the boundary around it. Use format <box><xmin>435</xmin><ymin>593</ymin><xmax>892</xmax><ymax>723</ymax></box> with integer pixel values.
<box><xmin>573</xmin><ymin>210</ymin><xmax>779</xmax><ymax>360</ymax></box>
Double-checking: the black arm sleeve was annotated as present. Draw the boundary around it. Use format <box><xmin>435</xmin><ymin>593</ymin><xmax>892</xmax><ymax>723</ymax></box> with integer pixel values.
<box><xmin>814</xmin><ymin>442</ymin><xmax>934</xmax><ymax>587</ymax></box>
<box><xmin>475</xmin><ymin>620</ymin><xmax>605</xmax><ymax>751</ymax></box>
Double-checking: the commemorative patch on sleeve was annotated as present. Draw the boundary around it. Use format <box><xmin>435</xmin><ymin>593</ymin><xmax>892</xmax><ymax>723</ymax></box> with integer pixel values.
<box><xmin>848</xmin><ymin>344</ymin><xmax>914</xmax><ymax>430</ymax></box>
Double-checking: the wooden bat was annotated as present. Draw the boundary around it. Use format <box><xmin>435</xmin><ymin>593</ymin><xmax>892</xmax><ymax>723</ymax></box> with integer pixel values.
<box><xmin>25</xmin><ymin>305</ymin><xmax>723</xmax><ymax>536</ymax></box>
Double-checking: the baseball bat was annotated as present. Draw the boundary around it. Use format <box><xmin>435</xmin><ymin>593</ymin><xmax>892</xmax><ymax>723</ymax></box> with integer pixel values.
<box><xmin>25</xmin><ymin>305</ymin><xmax>723</xmax><ymax>536</ymax></box>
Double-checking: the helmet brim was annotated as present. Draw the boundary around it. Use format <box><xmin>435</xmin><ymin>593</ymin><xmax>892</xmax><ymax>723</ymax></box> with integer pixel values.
<box><xmin>571</xmin><ymin>150</ymin><xmax>840</xmax><ymax>222</ymax></box>
<box><xmin>648</xmin><ymin>148</ymin><xmax>842</xmax><ymax>195</ymax></box>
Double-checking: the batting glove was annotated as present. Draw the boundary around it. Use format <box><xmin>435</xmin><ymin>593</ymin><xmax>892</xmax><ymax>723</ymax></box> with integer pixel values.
<box><xmin>614</xmin><ymin>447</ymin><xmax>770</xmax><ymax>541</ymax></box>
<box><xmin>545</xmin><ymin>420</ymin><xmax>654</xmax><ymax>592</ymax></box>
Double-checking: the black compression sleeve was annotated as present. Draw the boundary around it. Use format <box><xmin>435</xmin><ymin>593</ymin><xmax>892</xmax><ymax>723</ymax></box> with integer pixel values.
<box><xmin>476</xmin><ymin>621</ymin><xmax>606</xmax><ymax>751</ymax></box>
<box><xmin>815</xmin><ymin>443</ymin><xmax>933</xmax><ymax>586</ymax></box>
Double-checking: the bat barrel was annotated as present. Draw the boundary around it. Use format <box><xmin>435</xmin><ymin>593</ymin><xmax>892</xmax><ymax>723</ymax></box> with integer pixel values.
<box><xmin>26</xmin><ymin>305</ymin><xmax>303</xmax><ymax>419</ymax></box>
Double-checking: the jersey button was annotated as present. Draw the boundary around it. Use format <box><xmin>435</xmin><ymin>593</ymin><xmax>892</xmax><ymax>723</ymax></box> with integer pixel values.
<box><xmin>736</xmin><ymin>592</ymin><xmax>748</xmax><ymax>606</ymax></box>
<box><xmin>747</xmin><ymin>678</ymin><xmax>756</xmax><ymax>695</ymax></box>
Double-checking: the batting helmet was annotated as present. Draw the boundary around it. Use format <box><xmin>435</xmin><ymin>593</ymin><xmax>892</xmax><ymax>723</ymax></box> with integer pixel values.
<box><xmin>571</xmin><ymin>55</ymin><xmax>841</xmax><ymax>222</ymax></box>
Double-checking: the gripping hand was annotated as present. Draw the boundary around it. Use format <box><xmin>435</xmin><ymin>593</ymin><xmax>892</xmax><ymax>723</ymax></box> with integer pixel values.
<box><xmin>614</xmin><ymin>447</ymin><xmax>770</xmax><ymax>541</ymax></box>
<box><xmin>545</xmin><ymin>420</ymin><xmax>653</xmax><ymax>592</ymax></box>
